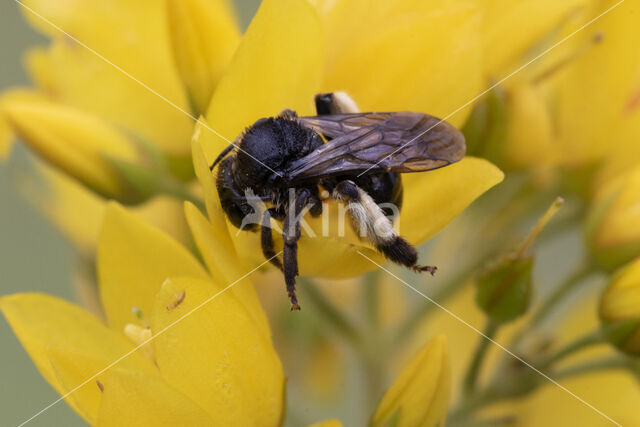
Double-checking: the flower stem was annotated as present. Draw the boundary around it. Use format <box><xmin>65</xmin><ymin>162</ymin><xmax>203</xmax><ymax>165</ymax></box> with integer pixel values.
<box><xmin>157</xmin><ymin>175</ymin><xmax>206</xmax><ymax>212</ymax></box>
<box><xmin>463</xmin><ymin>320</ymin><xmax>500</xmax><ymax>395</ymax></box>
<box><xmin>553</xmin><ymin>356</ymin><xmax>639</xmax><ymax>381</ymax></box>
<box><xmin>302</xmin><ymin>279</ymin><xmax>362</xmax><ymax>345</ymax></box>
<box><xmin>538</xmin><ymin>329</ymin><xmax>605</xmax><ymax>369</ymax></box>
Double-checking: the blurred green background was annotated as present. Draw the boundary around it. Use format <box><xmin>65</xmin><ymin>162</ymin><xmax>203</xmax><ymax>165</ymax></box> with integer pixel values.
<box><xmin>0</xmin><ymin>1</ymin><xmax>260</xmax><ymax>425</ymax></box>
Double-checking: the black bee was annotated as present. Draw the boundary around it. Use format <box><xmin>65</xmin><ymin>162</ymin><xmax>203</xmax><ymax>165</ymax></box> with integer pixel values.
<box><xmin>211</xmin><ymin>92</ymin><xmax>465</xmax><ymax>310</ymax></box>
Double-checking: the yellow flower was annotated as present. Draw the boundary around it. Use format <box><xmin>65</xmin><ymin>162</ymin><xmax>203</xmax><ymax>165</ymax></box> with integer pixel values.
<box><xmin>196</xmin><ymin>0</ymin><xmax>503</xmax><ymax>278</ymax></box>
<box><xmin>167</xmin><ymin>0</ymin><xmax>240</xmax><ymax>115</ymax></box>
<box><xmin>1</xmin><ymin>0</ymin><xmax>241</xmax><ymax>199</ymax></box>
<box><xmin>480</xmin><ymin>0</ymin><xmax>590</xmax><ymax>78</ymax></box>
<box><xmin>599</xmin><ymin>257</ymin><xmax>640</xmax><ymax>355</ymax></box>
<box><xmin>1</xmin><ymin>202</ymin><xmax>283</xmax><ymax>426</ymax></box>
<box><xmin>553</xmin><ymin>0</ymin><xmax>640</xmax><ymax>168</ymax></box>
<box><xmin>503</xmin><ymin>83</ymin><xmax>555</xmax><ymax>173</ymax></box>
<box><xmin>586</xmin><ymin>165</ymin><xmax>640</xmax><ymax>272</ymax></box>
<box><xmin>372</xmin><ymin>335</ymin><xmax>451</xmax><ymax>427</ymax></box>
<box><xmin>3</xmin><ymin>94</ymin><xmax>141</xmax><ymax>200</ymax></box>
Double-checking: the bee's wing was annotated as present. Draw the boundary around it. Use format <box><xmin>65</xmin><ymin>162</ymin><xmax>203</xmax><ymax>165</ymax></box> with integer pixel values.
<box><xmin>287</xmin><ymin>112</ymin><xmax>465</xmax><ymax>181</ymax></box>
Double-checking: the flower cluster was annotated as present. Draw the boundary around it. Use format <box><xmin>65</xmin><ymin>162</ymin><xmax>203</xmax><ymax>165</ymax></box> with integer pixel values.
<box><xmin>1</xmin><ymin>0</ymin><xmax>639</xmax><ymax>425</ymax></box>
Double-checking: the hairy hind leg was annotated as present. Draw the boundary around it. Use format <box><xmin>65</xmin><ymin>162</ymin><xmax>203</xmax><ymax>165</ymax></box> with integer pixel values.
<box><xmin>333</xmin><ymin>180</ymin><xmax>436</xmax><ymax>275</ymax></box>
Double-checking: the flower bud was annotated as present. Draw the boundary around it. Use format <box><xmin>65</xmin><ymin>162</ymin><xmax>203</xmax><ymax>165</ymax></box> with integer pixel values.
<box><xmin>1</xmin><ymin>95</ymin><xmax>175</xmax><ymax>204</ymax></box>
<box><xmin>586</xmin><ymin>166</ymin><xmax>640</xmax><ymax>272</ymax></box>
<box><xmin>476</xmin><ymin>255</ymin><xmax>534</xmax><ymax>324</ymax></box>
<box><xmin>475</xmin><ymin>197</ymin><xmax>563</xmax><ymax>323</ymax></box>
<box><xmin>463</xmin><ymin>83</ymin><xmax>555</xmax><ymax>174</ymax></box>
<box><xmin>599</xmin><ymin>257</ymin><xmax>640</xmax><ymax>355</ymax></box>
<box><xmin>167</xmin><ymin>0</ymin><xmax>240</xmax><ymax>115</ymax></box>
<box><xmin>2</xmin><ymin>97</ymin><xmax>146</xmax><ymax>201</ymax></box>
<box><xmin>372</xmin><ymin>335</ymin><xmax>450</xmax><ymax>427</ymax></box>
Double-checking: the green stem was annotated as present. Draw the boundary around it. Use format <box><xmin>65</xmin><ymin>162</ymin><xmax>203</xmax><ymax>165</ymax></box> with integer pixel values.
<box><xmin>554</xmin><ymin>356</ymin><xmax>638</xmax><ymax>381</ymax></box>
<box><xmin>302</xmin><ymin>279</ymin><xmax>362</xmax><ymax>346</ymax></box>
<box><xmin>450</xmin><ymin>356</ymin><xmax>633</xmax><ymax>422</ymax></box>
<box><xmin>538</xmin><ymin>329</ymin><xmax>604</xmax><ymax>369</ymax></box>
<box><xmin>392</xmin><ymin>179</ymin><xmax>570</xmax><ymax>346</ymax></box>
<box><xmin>158</xmin><ymin>176</ymin><xmax>206</xmax><ymax>212</ymax></box>
<box><xmin>464</xmin><ymin>320</ymin><xmax>500</xmax><ymax>394</ymax></box>
<box><xmin>448</xmin><ymin>388</ymin><xmax>505</xmax><ymax>421</ymax></box>
<box><xmin>511</xmin><ymin>264</ymin><xmax>595</xmax><ymax>348</ymax></box>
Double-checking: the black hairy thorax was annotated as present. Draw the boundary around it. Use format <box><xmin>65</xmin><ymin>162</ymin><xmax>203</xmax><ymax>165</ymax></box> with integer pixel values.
<box><xmin>216</xmin><ymin>116</ymin><xmax>324</xmax><ymax>229</ymax></box>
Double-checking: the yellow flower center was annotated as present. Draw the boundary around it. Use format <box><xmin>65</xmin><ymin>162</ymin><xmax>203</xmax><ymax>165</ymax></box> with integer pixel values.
<box><xmin>123</xmin><ymin>323</ymin><xmax>155</xmax><ymax>363</ymax></box>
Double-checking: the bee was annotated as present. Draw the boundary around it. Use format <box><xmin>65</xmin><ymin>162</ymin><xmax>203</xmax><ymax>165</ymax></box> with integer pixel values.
<box><xmin>211</xmin><ymin>92</ymin><xmax>465</xmax><ymax>310</ymax></box>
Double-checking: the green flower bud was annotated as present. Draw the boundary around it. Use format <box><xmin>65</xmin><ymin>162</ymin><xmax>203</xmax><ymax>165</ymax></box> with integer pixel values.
<box><xmin>475</xmin><ymin>197</ymin><xmax>564</xmax><ymax>324</ymax></box>
<box><xmin>599</xmin><ymin>257</ymin><xmax>640</xmax><ymax>356</ymax></box>
<box><xmin>476</xmin><ymin>255</ymin><xmax>534</xmax><ymax>324</ymax></box>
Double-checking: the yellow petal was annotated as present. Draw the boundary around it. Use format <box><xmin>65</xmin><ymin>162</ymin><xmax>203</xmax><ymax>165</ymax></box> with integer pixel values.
<box><xmin>98</xmin><ymin>202</ymin><xmax>209</xmax><ymax>332</ymax></box>
<box><xmin>2</xmin><ymin>96</ymin><xmax>139</xmax><ymax>198</ymax></box>
<box><xmin>600</xmin><ymin>258</ymin><xmax>640</xmax><ymax>322</ymax></box>
<box><xmin>203</xmin><ymin>0</ymin><xmax>323</xmax><ymax>161</ymax></box>
<box><xmin>0</xmin><ymin>293</ymin><xmax>154</xmax><ymax>422</ymax></box>
<box><xmin>596</xmin><ymin>110</ymin><xmax>640</xmax><ymax>186</ymax></box>
<box><xmin>151</xmin><ymin>277</ymin><xmax>285</xmax><ymax>425</ymax></box>
<box><xmin>0</xmin><ymin>89</ymin><xmax>47</xmax><ymax>161</ymax></box>
<box><xmin>554</xmin><ymin>0</ymin><xmax>640</xmax><ymax>166</ymax></box>
<box><xmin>0</xmin><ymin>111</ymin><xmax>12</xmax><ymax>160</ymax></box>
<box><xmin>184</xmin><ymin>201</ymin><xmax>272</xmax><ymax>338</ymax></box>
<box><xmin>504</xmin><ymin>83</ymin><xmax>555</xmax><ymax>170</ymax></box>
<box><xmin>20</xmin><ymin>4</ymin><xmax>192</xmax><ymax>156</ymax></box>
<box><xmin>97</xmin><ymin>368</ymin><xmax>214</xmax><ymax>427</ymax></box>
<box><xmin>24</xmin><ymin>46</ymin><xmax>56</xmax><ymax>95</ymax></box>
<box><xmin>481</xmin><ymin>0</ymin><xmax>589</xmax><ymax>77</ymax></box>
<box><xmin>191</xmin><ymin>125</ymin><xmax>231</xmax><ymax>228</ymax></box>
<box><xmin>588</xmin><ymin>166</ymin><xmax>640</xmax><ymax>271</ymax></box>
<box><xmin>401</xmin><ymin>157</ymin><xmax>505</xmax><ymax>244</ymax></box>
<box><xmin>372</xmin><ymin>335</ymin><xmax>451</xmax><ymax>427</ymax></box>
<box><xmin>167</xmin><ymin>0</ymin><xmax>240</xmax><ymax>115</ymax></box>
<box><xmin>232</xmin><ymin>227</ymin><xmax>385</xmax><ymax>279</ymax></box>
<box><xmin>47</xmin><ymin>347</ymin><xmax>156</xmax><ymax>424</ymax></box>
<box><xmin>321</xmin><ymin>1</ymin><xmax>483</xmax><ymax>128</ymax></box>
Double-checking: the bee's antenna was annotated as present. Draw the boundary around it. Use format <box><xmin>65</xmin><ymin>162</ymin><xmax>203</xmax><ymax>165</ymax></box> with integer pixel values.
<box><xmin>209</xmin><ymin>143</ymin><xmax>236</xmax><ymax>171</ymax></box>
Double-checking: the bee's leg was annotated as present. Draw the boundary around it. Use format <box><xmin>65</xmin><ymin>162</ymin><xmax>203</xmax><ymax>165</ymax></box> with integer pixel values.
<box><xmin>333</xmin><ymin>181</ymin><xmax>437</xmax><ymax>275</ymax></box>
<box><xmin>261</xmin><ymin>208</ymin><xmax>284</xmax><ymax>270</ymax></box>
<box><xmin>314</xmin><ymin>92</ymin><xmax>360</xmax><ymax>115</ymax></box>
<box><xmin>282</xmin><ymin>189</ymin><xmax>311</xmax><ymax>310</ymax></box>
